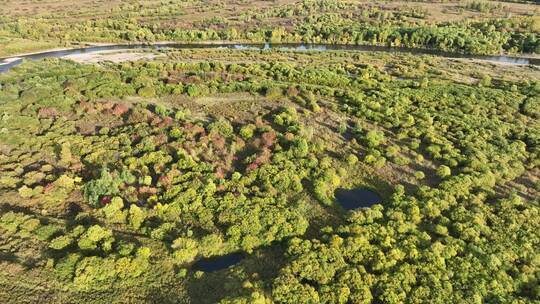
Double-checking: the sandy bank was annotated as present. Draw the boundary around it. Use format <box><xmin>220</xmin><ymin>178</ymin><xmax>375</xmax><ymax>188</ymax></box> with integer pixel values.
<box><xmin>62</xmin><ymin>50</ymin><xmax>161</xmax><ymax>63</ymax></box>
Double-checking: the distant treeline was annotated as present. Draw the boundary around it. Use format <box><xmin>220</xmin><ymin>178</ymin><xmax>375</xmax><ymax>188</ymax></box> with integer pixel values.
<box><xmin>0</xmin><ymin>0</ymin><xmax>539</xmax><ymax>55</ymax></box>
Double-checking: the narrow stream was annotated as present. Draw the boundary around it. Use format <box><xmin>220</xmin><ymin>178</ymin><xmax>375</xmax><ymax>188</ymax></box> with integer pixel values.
<box><xmin>1</xmin><ymin>43</ymin><xmax>538</xmax><ymax>73</ymax></box>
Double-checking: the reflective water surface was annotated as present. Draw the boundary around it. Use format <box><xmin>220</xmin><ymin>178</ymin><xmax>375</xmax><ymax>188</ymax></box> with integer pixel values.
<box><xmin>192</xmin><ymin>252</ymin><xmax>244</xmax><ymax>272</ymax></box>
<box><xmin>335</xmin><ymin>188</ymin><xmax>383</xmax><ymax>210</ymax></box>
<box><xmin>1</xmin><ymin>43</ymin><xmax>538</xmax><ymax>73</ymax></box>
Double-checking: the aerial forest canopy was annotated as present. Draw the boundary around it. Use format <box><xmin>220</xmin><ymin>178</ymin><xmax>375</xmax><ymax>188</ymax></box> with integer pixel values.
<box><xmin>0</xmin><ymin>0</ymin><xmax>540</xmax><ymax>57</ymax></box>
<box><xmin>0</xmin><ymin>1</ymin><xmax>539</xmax><ymax>304</ymax></box>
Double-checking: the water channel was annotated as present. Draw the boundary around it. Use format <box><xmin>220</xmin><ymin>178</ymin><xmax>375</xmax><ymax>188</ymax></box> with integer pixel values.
<box><xmin>1</xmin><ymin>43</ymin><xmax>538</xmax><ymax>73</ymax></box>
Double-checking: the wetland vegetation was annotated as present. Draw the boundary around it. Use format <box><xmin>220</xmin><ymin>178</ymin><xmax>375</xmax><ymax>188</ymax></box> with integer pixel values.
<box><xmin>0</xmin><ymin>1</ymin><xmax>539</xmax><ymax>304</ymax></box>
<box><xmin>1</xmin><ymin>0</ymin><xmax>540</xmax><ymax>57</ymax></box>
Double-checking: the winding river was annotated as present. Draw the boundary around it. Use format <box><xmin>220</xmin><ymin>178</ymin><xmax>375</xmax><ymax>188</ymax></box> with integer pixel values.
<box><xmin>1</xmin><ymin>43</ymin><xmax>539</xmax><ymax>73</ymax></box>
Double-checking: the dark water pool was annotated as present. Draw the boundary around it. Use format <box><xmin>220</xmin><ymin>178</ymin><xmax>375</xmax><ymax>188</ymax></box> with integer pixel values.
<box><xmin>1</xmin><ymin>43</ymin><xmax>538</xmax><ymax>74</ymax></box>
<box><xmin>192</xmin><ymin>252</ymin><xmax>244</xmax><ymax>272</ymax></box>
<box><xmin>335</xmin><ymin>188</ymin><xmax>382</xmax><ymax>210</ymax></box>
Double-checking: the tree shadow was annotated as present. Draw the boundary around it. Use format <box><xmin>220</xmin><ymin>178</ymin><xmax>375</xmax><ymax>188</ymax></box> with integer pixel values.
<box><xmin>0</xmin><ymin>250</ymin><xmax>17</xmax><ymax>263</ymax></box>
<box><xmin>185</xmin><ymin>243</ymin><xmax>288</xmax><ymax>303</ymax></box>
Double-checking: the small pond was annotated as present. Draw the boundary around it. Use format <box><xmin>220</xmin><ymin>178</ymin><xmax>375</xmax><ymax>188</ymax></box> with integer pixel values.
<box><xmin>335</xmin><ymin>188</ymin><xmax>382</xmax><ymax>210</ymax></box>
<box><xmin>193</xmin><ymin>252</ymin><xmax>244</xmax><ymax>272</ymax></box>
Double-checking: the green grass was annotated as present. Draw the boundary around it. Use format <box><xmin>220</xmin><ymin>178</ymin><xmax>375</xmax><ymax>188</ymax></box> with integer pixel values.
<box><xmin>0</xmin><ymin>37</ymin><xmax>61</xmax><ymax>58</ymax></box>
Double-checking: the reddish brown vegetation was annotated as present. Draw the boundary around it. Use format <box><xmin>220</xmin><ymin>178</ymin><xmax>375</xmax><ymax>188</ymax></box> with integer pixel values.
<box><xmin>38</xmin><ymin>107</ymin><xmax>59</xmax><ymax>118</ymax></box>
<box><xmin>112</xmin><ymin>103</ymin><xmax>130</xmax><ymax>116</ymax></box>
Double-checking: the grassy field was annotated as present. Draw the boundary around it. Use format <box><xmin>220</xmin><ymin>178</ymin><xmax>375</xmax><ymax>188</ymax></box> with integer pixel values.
<box><xmin>0</xmin><ymin>36</ymin><xmax>62</xmax><ymax>57</ymax></box>
<box><xmin>1</xmin><ymin>0</ymin><xmax>537</xmax><ymax>21</ymax></box>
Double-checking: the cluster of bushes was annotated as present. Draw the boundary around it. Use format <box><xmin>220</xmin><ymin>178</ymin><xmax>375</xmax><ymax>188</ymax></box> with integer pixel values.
<box><xmin>1</xmin><ymin>0</ymin><xmax>539</xmax><ymax>55</ymax></box>
<box><xmin>293</xmin><ymin>15</ymin><xmax>540</xmax><ymax>54</ymax></box>
<box><xmin>0</xmin><ymin>48</ymin><xmax>538</xmax><ymax>302</ymax></box>
<box><xmin>271</xmin><ymin>189</ymin><xmax>540</xmax><ymax>303</ymax></box>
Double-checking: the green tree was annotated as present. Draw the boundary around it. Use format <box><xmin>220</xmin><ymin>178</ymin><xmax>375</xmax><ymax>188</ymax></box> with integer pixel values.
<box><xmin>436</xmin><ymin>165</ymin><xmax>451</xmax><ymax>179</ymax></box>
<box><xmin>83</xmin><ymin>168</ymin><xmax>122</xmax><ymax>207</ymax></box>
<box><xmin>364</xmin><ymin>130</ymin><xmax>385</xmax><ymax>147</ymax></box>
<box><xmin>78</xmin><ymin>225</ymin><xmax>114</xmax><ymax>252</ymax></box>
<box><xmin>346</xmin><ymin>154</ymin><xmax>359</xmax><ymax>165</ymax></box>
